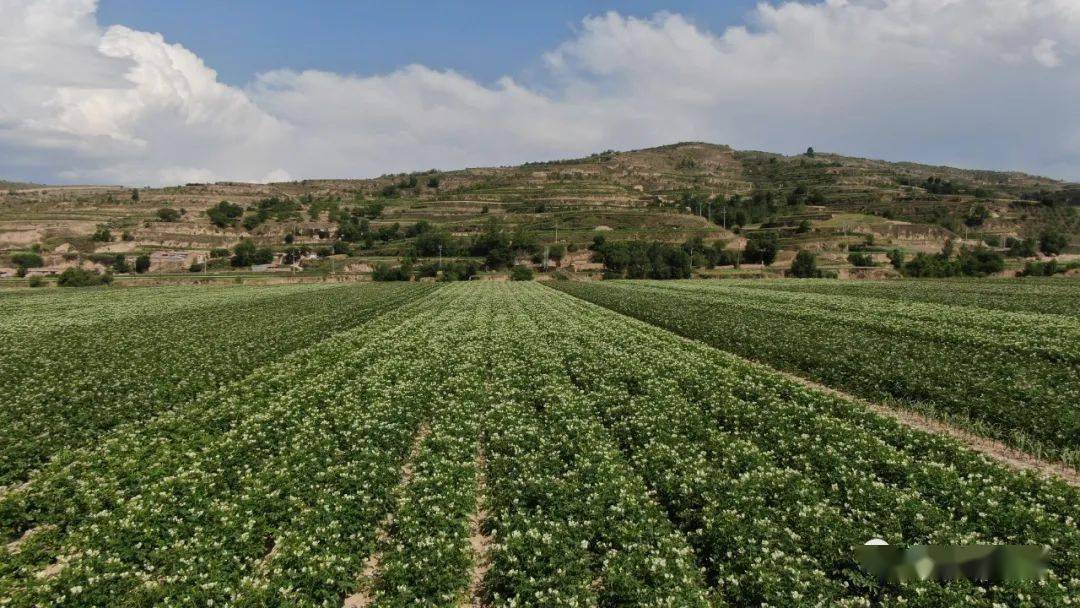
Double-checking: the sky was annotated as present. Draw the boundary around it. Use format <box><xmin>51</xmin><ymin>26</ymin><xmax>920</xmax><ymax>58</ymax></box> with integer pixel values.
<box><xmin>1</xmin><ymin>0</ymin><xmax>1078</xmax><ymax>186</ymax></box>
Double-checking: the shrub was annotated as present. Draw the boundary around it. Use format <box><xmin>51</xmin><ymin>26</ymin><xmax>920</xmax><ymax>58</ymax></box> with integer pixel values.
<box><xmin>1039</xmin><ymin>229</ymin><xmax>1069</xmax><ymax>256</ymax></box>
<box><xmin>27</xmin><ymin>275</ymin><xmax>46</xmax><ymax>288</ymax></box>
<box><xmin>372</xmin><ymin>263</ymin><xmax>411</xmax><ymax>281</ymax></box>
<box><xmin>135</xmin><ymin>255</ymin><xmax>151</xmax><ymax>274</ymax></box>
<box><xmin>91</xmin><ymin>226</ymin><xmax>112</xmax><ymax>242</ymax></box>
<box><xmin>510</xmin><ymin>265</ymin><xmax>534</xmax><ymax>281</ymax></box>
<box><xmin>847</xmin><ymin>252</ymin><xmax>876</xmax><ymax>267</ymax></box>
<box><xmin>789</xmin><ymin>250</ymin><xmax>821</xmax><ymax>278</ymax></box>
<box><xmin>207</xmin><ymin>201</ymin><xmax>244</xmax><ymax>228</ymax></box>
<box><xmin>10</xmin><ymin>252</ymin><xmax>44</xmax><ymax>268</ymax></box>
<box><xmin>887</xmin><ymin>249</ymin><xmax>905</xmax><ymax>269</ymax></box>
<box><xmin>156</xmin><ymin>207</ymin><xmax>181</xmax><ymax>222</ymax></box>
<box><xmin>57</xmin><ymin>267</ymin><xmax>112</xmax><ymax>287</ymax></box>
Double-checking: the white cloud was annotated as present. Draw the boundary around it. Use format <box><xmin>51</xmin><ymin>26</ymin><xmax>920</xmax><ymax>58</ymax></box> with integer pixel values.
<box><xmin>0</xmin><ymin>0</ymin><xmax>1078</xmax><ymax>184</ymax></box>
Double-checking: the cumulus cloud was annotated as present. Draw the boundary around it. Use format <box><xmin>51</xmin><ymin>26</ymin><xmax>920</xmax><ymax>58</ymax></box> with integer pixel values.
<box><xmin>0</xmin><ymin>0</ymin><xmax>1078</xmax><ymax>185</ymax></box>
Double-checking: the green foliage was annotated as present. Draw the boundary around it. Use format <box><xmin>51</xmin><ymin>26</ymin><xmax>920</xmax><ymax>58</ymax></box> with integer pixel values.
<box><xmin>207</xmin><ymin>201</ymin><xmax>244</xmax><ymax>228</ymax></box>
<box><xmin>789</xmin><ymin>250</ymin><xmax>821</xmax><ymax>277</ymax></box>
<box><xmin>27</xmin><ymin>275</ymin><xmax>46</xmax><ymax>288</ymax></box>
<box><xmin>10</xmin><ymin>252</ymin><xmax>44</xmax><ymax>268</ymax></box>
<box><xmin>57</xmin><ymin>266</ymin><xmax>113</xmax><ymax>287</ymax></box>
<box><xmin>743</xmin><ymin>231</ymin><xmax>780</xmax><ymax>266</ymax></box>
<box><xmin>91</xmin><ymin>225</ymin><xmax>112</xmax><ymax>242</ymax></box>
<box><xmin>231</xmin><ymin>239</ymin><xmax>274</xmax><ymax>267</ymax></box>
<box><xmin>847</xmin><ymin>252</ymin><xmax>876</xmax><ymax>267</ymax></box>
<box><xmin>887</xmin><ymin>249</ymin><xmax>905</xmax><ymax>269</ymax></box>
<box><xmin>156</xmin><ymin>207</ymin><xmax>181</xmax><ymax>222</ymax></box>
<box><xmin>1007</xmin><ymin>236</ymin><xmax>1038</xmax><ymax>258</ymax></box>
<box><xmin>590</xmin><ymin>239</ymin><xmax>691</xmax><ymax>279</ymax></box>
<box><xmin>1039</xmin><ymin>229</ymin><xmax>1069</xmax><ymax>256</ymax></box>
<box><xmin>510</xmin><ymin>265</ymin><xmax>534</xmax><ymax>281</ymax></box>
<box><xmin>372</xmin><ymin>262</ymin><xmax>411</xmax><ymax>281</ymax></box>
<box><xmin>134</xmin><ymin>254</ymin><xmax>151</xmax><ymax>273</ymax></box>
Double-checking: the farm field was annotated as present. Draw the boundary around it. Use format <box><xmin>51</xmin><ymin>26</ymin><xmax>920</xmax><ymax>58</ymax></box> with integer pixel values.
<box><xmin>1</xmin><ymin>281</ymin><xmax>1078</xmax><ymax>607</ymax></box>
<box><xmin>551</xmin><ymin>279</ymin><xmax>1080</xmax><ymax>468</ymax></box>
<box><xmin>728</xmin><ymin>278</ymin><xmax>1080</xmax><ymax>317</ymax></box>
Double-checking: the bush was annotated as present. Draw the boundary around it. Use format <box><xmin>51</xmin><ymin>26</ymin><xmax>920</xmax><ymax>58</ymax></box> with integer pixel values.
<box><xmin>231</xmin><ymin>239</ymin><xmax>274</xmax><ymax>267</ymax></box>
<box><xmin>510</xmin><ymin>265</ymin><xmax>534</xmax><ymax>281</ymax></box>
<box><xmin>156</xmin><ymin>207</ymin><xmax>181</xmax><ymax>222</ymax></box>
<box><xmin>887</xmin><ymin>249</ymin><xmax>905</xmax><ymax>269</ymax></box>
<box><xmin>135</xmin><ymin>255</ymin><xmax>151</xmax><ymax>274</ymax></box>
<box><xmin>207</xmin><ymin>201</ymin><xmax>244</xmax><ymax>228</ymax></box>
<box><xmin>91</xmin><ymin>226</ymin><xmax>112</xmax><ymax>242</ymax></box>
<box><xmin>1039</xmin><ymin>229</ymin><xmax>1069</xmax><ymax>256</ymax></box>
<box><xmin>1006</xmin><ymin>237</ymin><xmax>1038</xmax><ymax>258</ymax></box>
<box><xmin>57</xmin><ymin>267</ymin><xmax>112</xmax><ymax>287</ymax></box>
<box><xmin>372</xmin><ymin>263</ymin><xmax>411</xmax><ymax>281</ymax></box>
<box><xmin>847</xmin><ymin>252</ymin><xmax>876</xmax><ymax>267</ymax></box>
<box><xmin>27</xmin><ymin>276</ymin><xmax>45</xmax><ymax>288</ymax></box>
<box><xmin>789</xmin><ymin>250</ymin><xmax>821</xmax><ymax>278</ymax></box>
<box><xmin>10</xmin><ymin>252</ymin><xmax>44</xmax><ymax>268</ymax></box>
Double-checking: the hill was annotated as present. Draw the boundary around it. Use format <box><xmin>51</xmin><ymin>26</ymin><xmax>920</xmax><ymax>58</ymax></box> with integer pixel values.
<box><xmin>1</xmin><ymin>142</ymin><xmax>1077</xmax><ymax>279</ymax></box>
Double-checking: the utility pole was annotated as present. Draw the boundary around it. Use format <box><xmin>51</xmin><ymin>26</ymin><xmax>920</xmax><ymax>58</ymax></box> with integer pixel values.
<box><xmin>722</xmin><ymin>206</ymin><xmax>727</xmax><ymax>230</ymax></box>
<box><xmin>438</xmin><ymin>244</ymin><xmax>443</xmax><ymax>271</ymax></box>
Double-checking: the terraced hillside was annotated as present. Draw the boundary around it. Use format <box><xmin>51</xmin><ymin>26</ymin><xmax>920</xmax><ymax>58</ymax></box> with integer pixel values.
<box><xmin>2</xmin><ymin>143</ymin><xmax>1076</xmax><ymax>281</ymax></box>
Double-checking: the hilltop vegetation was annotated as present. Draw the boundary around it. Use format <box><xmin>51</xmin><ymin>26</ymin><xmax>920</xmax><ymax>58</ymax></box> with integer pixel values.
<box><xmin>1</xmin><ymin>142</ymin><xmax>1077</xmax><ymax>281</ymax></box>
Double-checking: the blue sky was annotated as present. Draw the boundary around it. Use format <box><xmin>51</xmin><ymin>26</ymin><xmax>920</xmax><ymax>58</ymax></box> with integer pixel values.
<box><xmin>97</xmin><ymin>1</ymin><xmax>760</xmax><ymax>86</ymax></box>
<box><xmin>3</xmin><ymin>1</ymin><xmax>1078</xmax><ymax>184</ymax></box>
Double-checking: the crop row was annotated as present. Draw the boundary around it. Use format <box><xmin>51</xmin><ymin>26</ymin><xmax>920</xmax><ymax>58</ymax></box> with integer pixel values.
<box><xmin>530</xmin><ymin>283</ymin><xmax>1080</xmax><ymax>605</ymax></box>
<box><xmin>552</xmin><ymin>280</ymin><xmax>1080</xmax><ymax>466</ymax></box>
<box><xmin>0</xmin><ymin>282</ymin><xmax>433</xmax><ymax>485</ymax></box>
<box><xmin>0</xmin><ymin>287</ymin><xmax>455</xmax><ymax>606</ymax></box>
<box><xmin>3</xmin><ymin>282</ymin><xmax>1078</xmax><ymax>606</ymax></box>
<box><xmin>0</xmin><ymin>283</ymin><xmax>347</xmax><ymax>334</ymax></box>
<box><xmin>731</xmin><ymin>277</ymin><xmax>1080</xmax><ymax>317</ymax></box>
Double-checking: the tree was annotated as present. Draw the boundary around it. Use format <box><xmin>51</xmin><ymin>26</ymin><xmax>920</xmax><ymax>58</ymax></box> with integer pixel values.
<box><xmin>135</xmin><ymin>254</ymin><xmax>151</xmax><ymax>273</ymax></box>
<box><xmin>805</xmin><ymin>147</ymin><xmax>815</xmax><ymax>157</ymax></box>
<box><xmin>964</xmin><ymin>203</ymin><xmax>990</xmax><ymax>228</ymax></box>
<box><xmin>131</xmin><ymin>188</ymin><xmax>140</xmax><ymax>202</ymax></box>
<box><xmin>207</xmin><ymin>201</ymin><xmax>244</xmax><ymax>228</ymax></box>
<box><xmin>426</xmin><ymin>176</ymin><xmax>440</xmax><ymax>189</ymax></box>
<box><xmin>744</xmin><ymin>231</ymin><xmax>779</xmax><ymax>266</ymax></box>
<box><xmin>548</xmin><ymin>244</ymin><xmax>565</xmax><ymax>266</ymax></box>
<box><xmin>231</xmin><ymin>239</ymin><xmax>272</xmax><ymax>267</ymax></box>
<box><xmin>789</xmin><ymin>250</ymin><xmax>820</xmax><ymax>278</ymax></box>
<box><xmin>11</xmin><ymin>252</ymin><xmax>44</xmax><ymax>269</ymax></box>
<box><xmin>1039</xmin><ymin>229</ymin><xmax>1069</xmax><ymax>256</ymax></box>
<box><xmin>111</xmin><ymin>254</ymin><xmax>130</xmax><ymax>274</ymax></box>
<box><xmin>510</xmin><ymin>265</ymin><xmax>534</xmax><ymax>281</ymax></box>
<box><xmin>796</xmin><ymin>219</ymin><xmax>812</xmax><ymax>234</ymax></box>
<box><xmin>1007</xmin><ymin>237</ymin><xmax>1038</xmax><ymax>258</ymax></box>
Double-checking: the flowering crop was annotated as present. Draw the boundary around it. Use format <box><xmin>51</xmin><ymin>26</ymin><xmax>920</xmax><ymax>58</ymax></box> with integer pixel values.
<box><xmin>552</xmin><ymin>279</ymin><xmax>1080</xmax><ymax>467</ymax></box>
<box><xmin>1</xmin><ymin>281</ymin><xmax>1077</xmax><ymax>607</ymax></box>
<box><xmin>0</xmin><ymin>282</ymin><xmax>432</xmax><ymax>485</ymax></box>
<box><xmin>731</xmin><ymin>277</ymin><xmax>1080</xmax><ymax>317</ymax></box>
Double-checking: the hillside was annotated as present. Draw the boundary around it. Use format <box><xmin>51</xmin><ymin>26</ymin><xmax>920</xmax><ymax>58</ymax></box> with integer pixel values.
<box><xmin>2</xmin><ymin>142</ymin><xmax>1077</xmax><ymax>279</ymax></box>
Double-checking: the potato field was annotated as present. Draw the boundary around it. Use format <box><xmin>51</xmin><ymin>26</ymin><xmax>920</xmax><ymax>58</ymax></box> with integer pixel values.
<box><xmin>1</xmin><ymin>280</ymin><xmax>1078</xmax><ymax>607</ymax></box>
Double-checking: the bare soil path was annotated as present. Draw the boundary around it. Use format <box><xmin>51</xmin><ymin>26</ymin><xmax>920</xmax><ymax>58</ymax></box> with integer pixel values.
<box><xmin>342</xmin><ymin>422</ymin><xmax>431</xmax><ymax>608</ymax></box>
<box><xmin>767</xmin><ymin>363</ymin><xmax>1079</xmax><ymax>487</ymax></box>
<box><xmin>459</xmin><ymin>447</ymin><xmax>491</xmax><ymax>608</ymax></box>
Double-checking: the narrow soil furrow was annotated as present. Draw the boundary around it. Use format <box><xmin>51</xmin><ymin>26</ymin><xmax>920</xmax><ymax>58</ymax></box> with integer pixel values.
<box><xmin>342</xmin><ymin>422</ymin><xmax>431</xmax><ymax>608</ymax></box>
<box><xmin>460</xmin><ymin>447</ymin><xmax>490</xmax><ymax>608</ymax></box>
